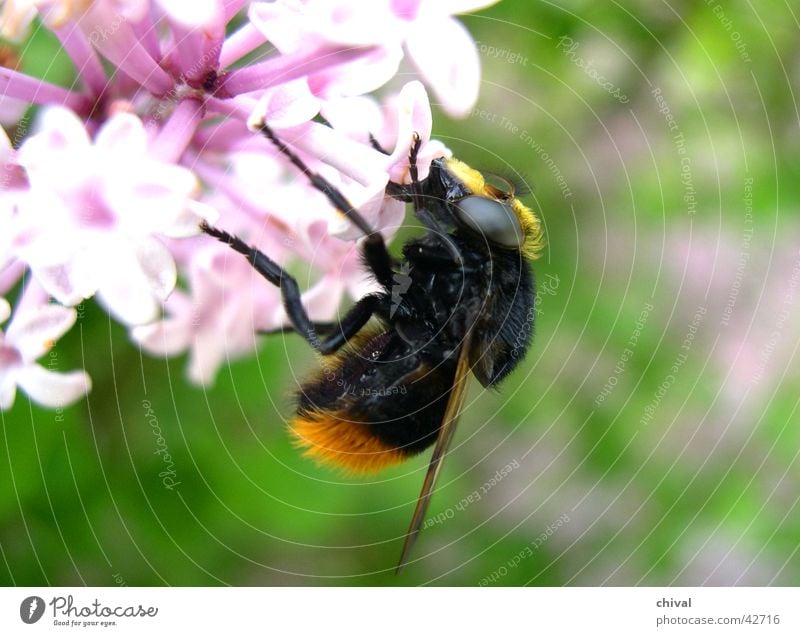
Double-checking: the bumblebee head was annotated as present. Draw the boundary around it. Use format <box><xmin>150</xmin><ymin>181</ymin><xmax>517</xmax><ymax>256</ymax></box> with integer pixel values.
<box><xmin>429</xmin><ymin>157</ymin><xmax>544</xmax><ymax>260</ymax></box>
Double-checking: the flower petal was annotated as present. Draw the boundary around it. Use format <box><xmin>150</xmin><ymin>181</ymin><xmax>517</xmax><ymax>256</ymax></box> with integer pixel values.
<box><xmin>76</xmin><ymin>3</ymin><xmax>173</xmax><ymax>95</ymax></box>
<box><xmin>30</xmin><ymin>261</ymin><xmax>95</xmax><ymax>307</ymax></box>
<box><xmin>249</xmin><ymin>0</ymin><xmax>399</xmax><ymax>50</ymax></box>
<box><xmin>160</xmin><ymin>200</ymin><xmax>220</xmax><ymax>239</ymax></box>
<box><xmin>249</xmin><ymin>79</ymin><xmax>321</xmax><ymax>129</ymax></box>
<box><xmin>325</xmin><ymin>176</ymin><xmax>393</xmax><ymax>239</ymax></box>
<box><xmin>6</xmin><ymin>303</ymin><xmax>77</xmax><ymax>362</ymax></box>
<box><xmin>0</xmin><ymin>260</ymin><xmax>25</xmax><ymax>297</ymax></box>
<box><xmin>0</xmin><ymin>362</ymin><xmax>18</xmax><ymax>410</ymax></box>
<box><xmin>386</xmin><ymin>80</ymin><xmax>441</xmax><ymax>181</ymax></box>
<box><xmin>281</xmin><ymin>121</ymin><xmax>388</xmax><ymax>187</ymax></box>
<box><xmin>156</xmin><ymin>0</ymin><xmax>224</xmax><ymax>29</ymax></box>
<box><xmin>26</xmin><ymin>105</ymin><xmax>91</xmax><ymax>150</ymax></box>
<box><xmin>132</xmin><ymin>318</ymin><xmax>192</xmax><ymax>356</ymax></box>
<box><xmin>300</xmin><ymin>273</ymin><xmax>346</xmax><ymax>321</ymax></box>
<box><xmin>319</xmin><ymin>95</ymin><xmax>385</xmax><ymax>145</ymax></box>
<box><xmin>437</xmin><ymin>0</ymin><xmax>500</xmax><ymax>14</ymax></box>
<box><xmin>405</xmin><ymin>16</ymin><xmax>481</xmax><ymax>117</ymax></box>
<box><xmin>0</xmin><ymin>125</ymin><xmax>13</xmax><ymax>161</ymax></box>
<box><xmin>375</xmin><ymin>197</ymin><xmax>407</xmax><ymax>236</ymax></box>
<box><xmin>0</xmin><ymin>0</ymin><xmax>37</xmax><ymax>41</ymax></box>
<box><xmin>16</xmin><ymin>364</ymin><xmax>91</xmax><ymax>408</ymax></box>
<box><xmin>310</xmin><ymin>44</ymin><xmax>404</xmax><ymax>99</ymax></box>
<box><xmin>397</xmin><ymin>80</ymin><xmax>433</xmax><ymax>141</ymax></box>
<box><xmin>247</xmin><ymin>1</ymin><xmax>305</xmax><ymax>52</ymax></box>
<box><xmin>95</xmin><ymin>112</ymin><xmax>148</xmax><ymax>158</ymax></box>
<box><xmin>94</xmin><ymin>238</ymin><xmax>176</xmax><ymax>325</ymax></box>
<box><xmin>14</xmin><ymin>192</ymin><xmax>84</xmax><ymax>268</ymax></box>
<box><xmin>96</xmin><ymin>283</ymin><xmax>159</xmax><ymax>326</ymax></box>
<box><xmin>390</xmin><ymin>0</ymin><xmax>424</xmax><ymax>20</ymax></box>
<box><xmin>134</xmin><ymin>237</ymin><xmax>178</xmax><ymax>301</ymax></box>
<box><xmin>17</xmin><ymin>106</ymin><xmax>92</xmax><ymax>191</ymax></box>
<box><xmin>188</xmin><ymin>329</ymin><xmax>228</xmax><ymax>386</ymax></box>
<box><xmin>104</xmin><ymin>163</ymin><xmax>198</xmax><ymax>234</ymax></box>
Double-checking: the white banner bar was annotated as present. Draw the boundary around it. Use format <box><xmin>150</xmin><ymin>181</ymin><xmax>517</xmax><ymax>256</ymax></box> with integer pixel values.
<box><xmin>1</xmin><ymin>587</ymin><xmax>796</xmax><ymax>634</ymax></box>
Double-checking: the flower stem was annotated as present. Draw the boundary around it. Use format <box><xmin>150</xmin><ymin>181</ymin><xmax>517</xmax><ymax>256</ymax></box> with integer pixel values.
<box><xmin>53</xmin><ymin>22</ymin><xmax>108</xmax><ymax>98</ymax></box>
<box><xmin>151</xmin><ymin>98</ymin><xmax>205</xmax><ymax>163</ymax></box>
<box><xmin>218</xmin><ymin>22</ymin><xmax>266</xmax><ymax>69</ymax></box>
<box><xmin>216</xmin><ymin>45</ymin><xmax>377</xmax><ymax>97</ymax></box>
<box><xmin>0</xmin><ymin>68</ymin><xmax>86</xmax><ymax>111</ymax></box>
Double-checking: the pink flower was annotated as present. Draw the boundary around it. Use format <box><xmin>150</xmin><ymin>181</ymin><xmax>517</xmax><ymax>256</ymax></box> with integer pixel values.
<box><xmin>0</xmin><ymin>297</ymin><xmax>91</xmax><ymax>410</ymax></box>
<box><xmin>0</xmin><ymin>0</ymin><xmax>490</xmax><ymax>393</ymax></box>
<box><xmin>0</xmin><ymin>0</ymin><xmax>89</xmax><ymax>40</ymax></box>
<box><xmin>1</xmin><ymin>127</ymin><xmax>27</xmax><ymax>275</ymax></box>
<box><xmin>132</xmin><ymin>241</ymin><xmax>275</xmax><ymax>385</ymax></box>
<box><xmin>400</xmin><ymin>0</ymin><xmax>500</xmax><ymax>116</ymax></box>
<box><xmin>250</xmin><ymin>80</ymin><xmax>450</xmax><ymax>240</ymax></box>
<box><xmin>249</xmin><ymin>0</ymin><xmax>499</xmax><ymax>116</ymax></box>
<box><xmin>14</xmin><ymin>107</ymin><xmax>215</xmax><ymax>325</ymax></box>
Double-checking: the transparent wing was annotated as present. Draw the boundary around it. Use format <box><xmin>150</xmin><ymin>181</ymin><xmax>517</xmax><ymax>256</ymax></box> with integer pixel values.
<box><xmin>396</xmin><ymin>337</ymin><xmax>473</xmax><ymax>573</ymax></box>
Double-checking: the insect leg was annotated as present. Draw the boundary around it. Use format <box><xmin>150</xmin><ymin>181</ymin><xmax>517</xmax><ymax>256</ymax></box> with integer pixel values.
<box><xmin>382</xmin><ymin>135</ymin><xmax>421</xmax><ymax>203</ymax></box>
<box><xmin>200</xmin><ymin>222</ymin><xmax>319</xmax><ymax>344</ymax></box>
<box><xmin>201</xmin><ymin>223</ymin><xmax>378</xmax><ymax>354</ymax></box>
<box><xmin>259</xmin><ymin>322</ymin><xmax>336</xmax><ymax>336</ymax></box>
<box><xmin>405</xmin><ymin>135</ymin><xmax>465</xmax><ymax>267</ymax></box>
<box><xmin>408</xmin><ymin>131</ymin><xmax>422</xmax><ymax>202</ymax></box>
<box><xmin>315</xmin><ymin>294</ymin><xmax>380</xmax><ymax>353</ymax></box>
<box><xmin>263</xmin><ymin>295</ymin><xmax>379</xmax><ymax>354</ymax></box>
<box><xmin>257</xmin><ymin>122</ymin><xmax>395</xmax><ymax>289</ymax></box>
<box><xmin>369</xmin><ymin>133</ymin><xmax>390</xmax><ymax>155</ymax></box>
<box><xmin>259</xmin><ymin>123</ymin><xmax>374</xmax><ymax>236</ymax></box>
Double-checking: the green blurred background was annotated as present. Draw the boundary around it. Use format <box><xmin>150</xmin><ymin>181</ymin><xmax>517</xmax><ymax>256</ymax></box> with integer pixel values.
<box><xmin>2</xmin><ymin>0</ymin><xmax>799</xmax><ymax>585</ymax></box>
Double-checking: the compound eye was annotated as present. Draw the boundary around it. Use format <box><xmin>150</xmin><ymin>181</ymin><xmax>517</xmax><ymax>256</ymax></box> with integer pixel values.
<box><xmin>453</xmin><ymin>196</ymin><xmax>523</xmax><ymax>249</ymax></box>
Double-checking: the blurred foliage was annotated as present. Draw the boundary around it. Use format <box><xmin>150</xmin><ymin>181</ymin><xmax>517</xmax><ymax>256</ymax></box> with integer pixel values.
<box><xmin>2</xmin><ymin>0</ymin><xmax>799</xmax><ymax>585</ymax></box>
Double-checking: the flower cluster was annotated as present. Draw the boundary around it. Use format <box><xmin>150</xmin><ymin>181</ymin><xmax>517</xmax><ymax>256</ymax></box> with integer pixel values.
<box><xmin>0</xmin><ymin>0</ymin><xmax>495</xmax><ymax>409</ymax></box>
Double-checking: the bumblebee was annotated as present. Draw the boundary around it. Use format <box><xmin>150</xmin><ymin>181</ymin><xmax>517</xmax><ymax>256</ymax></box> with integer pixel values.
<box><xmin>201</xmin><ymin>123</ymin><xmax>543</xmax><ymax>571</ymax></box>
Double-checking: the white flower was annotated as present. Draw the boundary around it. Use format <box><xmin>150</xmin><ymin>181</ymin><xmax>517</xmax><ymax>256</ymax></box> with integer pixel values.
<box><xmin>0</xmin><ymin>300</ymin><xmax>91</xmax><ymax>410</ymax></box>
<box><xmin>0</xmin><ymin>127</ymin><xmax>27</xmax><ymax>274</ymax></box>
<box><xmin>249</xmin><ymin>0</ymin><xmax>499</xmax><ymax>116</ymax></box>
<box><xmin>15</xmin><ymin>107</ymin><xmax>215</xmax><ymax>325</ymax></box>
<box><xmin>132</xmin><ymin>242</ymin><xmax>279</xmax><ymax>385</ymax></box>
<box><xmin>0</xmin><ymin>0</ymin><xmax>491</xmax><ymax>392</ymax></box>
